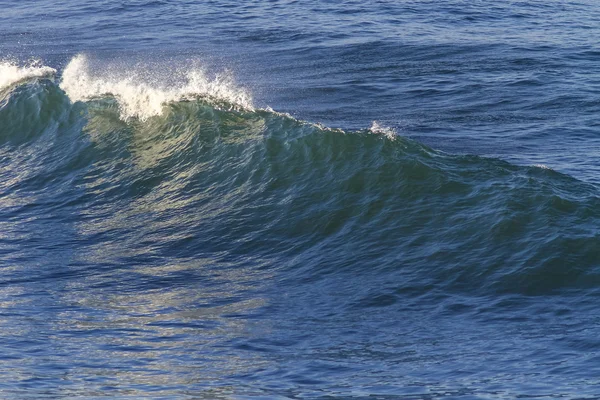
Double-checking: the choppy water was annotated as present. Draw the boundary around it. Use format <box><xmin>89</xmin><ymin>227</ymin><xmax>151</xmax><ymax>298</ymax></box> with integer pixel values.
<box><xmin>1</xmin><ymin>1</ymin><xmax>600</xmax><ymax>398</ymax></box>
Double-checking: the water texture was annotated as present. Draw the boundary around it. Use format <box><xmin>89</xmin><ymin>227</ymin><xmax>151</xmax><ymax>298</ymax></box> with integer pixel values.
<box><xmin>1</xmin><ymin>1</ymin><xmax>600</xmax><ymax>398</ymax></box>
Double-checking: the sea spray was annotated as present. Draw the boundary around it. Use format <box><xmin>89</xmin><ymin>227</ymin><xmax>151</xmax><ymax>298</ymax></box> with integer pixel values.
<box><xmin>369</xmin><ymin>121</ymin><xmax>396</xmax><ymax>140</ymax></box>
<box><xmin>0</xmin><ymin>60</ymin><xmax>56</xmax><ymax>92</ymax></box>
<box><xmin>60</xmin><ymin>54</ymin><xmax>253</xmax><ymax>121</ymax></box>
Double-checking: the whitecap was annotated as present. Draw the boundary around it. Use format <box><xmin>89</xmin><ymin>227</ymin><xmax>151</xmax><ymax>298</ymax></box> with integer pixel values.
<box><xmin>60</xmin><ymin>54</ymin><xmax>253</xmax><ymax>121</ymax></box>
<box><xmin>0</xmin><ymin>60</ymin><xmax>56</xmax><ymax>91</ymax></box>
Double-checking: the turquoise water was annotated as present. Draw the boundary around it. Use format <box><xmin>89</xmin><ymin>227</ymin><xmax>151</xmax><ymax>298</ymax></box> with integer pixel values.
<box><xmin>1</xmin><ymin>1</ymin><xmax>600</xmax><ymax>398</ymax></box>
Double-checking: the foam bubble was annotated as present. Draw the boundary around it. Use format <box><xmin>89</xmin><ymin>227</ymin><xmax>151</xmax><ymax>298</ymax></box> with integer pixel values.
<box><xmin>0</xmin><ymin>60</ymin><xmax>56</xmax><ymax>91</ymax></box>
<box><xmin>60</xmin><ymin>54</ymin><xmax>253</xmax><ymax>121</ymax></box>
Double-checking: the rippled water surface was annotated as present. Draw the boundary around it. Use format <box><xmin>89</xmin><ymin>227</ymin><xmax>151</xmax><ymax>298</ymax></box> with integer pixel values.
<box><xmin>1</xmin><ymin>1</ymin><xmax>600</xmax><ymax>398</ymax></box>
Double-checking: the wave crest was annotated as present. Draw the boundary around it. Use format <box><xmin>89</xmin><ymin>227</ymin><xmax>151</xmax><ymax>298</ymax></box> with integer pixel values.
<box><xmin>60</xmin><ymin>54</ymin><xmax>253</xmax><ymax>121</ymax></box>
<box><xmin>0</xmin><ymin>60</ymin><xmax>56</xmax><ymax>92</ymax></box>
<box><xmin>369</xmin><ymin>121</ymin><xmax>396</xmax><ymax>139</ymax></box>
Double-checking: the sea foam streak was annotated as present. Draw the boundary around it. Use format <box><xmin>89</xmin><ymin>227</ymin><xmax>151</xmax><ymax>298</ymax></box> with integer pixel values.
<box><xmin>0</xmin><ymin>61</ymin><xmax>56</xmax><ymax>91</ymax></box>
<box><xmin>60</xmin><ymin>55</ymin><xmax>253</xmax><ymax>121</ymax></box>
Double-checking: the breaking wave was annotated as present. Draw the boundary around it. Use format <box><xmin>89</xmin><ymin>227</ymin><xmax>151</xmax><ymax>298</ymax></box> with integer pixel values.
<box><xmin>0</xmin><ymin>60</ymin><xmax>56</xmax><ymax>92</ymax></box>
<box><xmin>60</xmin><ymin>54</ymin><xmax>253</xmax><ymax>120</ymax></box>
<box><xmin>0</xmin><ymin>55</ymin><xmax>599</xmax><ymax>297</ymax></box>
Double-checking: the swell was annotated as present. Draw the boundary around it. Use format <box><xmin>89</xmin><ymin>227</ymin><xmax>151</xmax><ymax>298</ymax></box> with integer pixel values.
<box><xmin>0</xmin><ymin>64</ymin><xmax>599</xmax><ymax>299</ymax></box>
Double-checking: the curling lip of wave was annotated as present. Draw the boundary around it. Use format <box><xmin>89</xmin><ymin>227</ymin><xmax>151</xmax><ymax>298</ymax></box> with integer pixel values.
<box><xmin>59</xmin><ymin>54</ymin><xmax>254</xmax><ymax>121</ymax></box>
<box><xmin>0</xmin><ymin>58</ymin><xmax>398</xmax><ymax>142</ymax></box>
<box><xmin>1</xmin><ymin>55</ymin><xmax>396</xmax><ymax>139</ymax></box>
<box><xmin>0</xmin><ymin>61</ymin><xmax>56</xmax><ymax>92</ymax></box>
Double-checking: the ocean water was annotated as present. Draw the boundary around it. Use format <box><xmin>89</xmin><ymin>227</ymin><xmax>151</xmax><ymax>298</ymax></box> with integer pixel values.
<box><xmin>1</xmin><ymin>0</ymin><xmax>600</xmax><ymax>398</ymax></box>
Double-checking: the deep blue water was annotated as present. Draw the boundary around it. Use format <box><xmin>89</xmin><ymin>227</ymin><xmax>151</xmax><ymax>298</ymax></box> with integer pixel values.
<box><xmin>1</xmin><ymin>1</ymin><xmax>600</xmax><ymax>398</ymax></box>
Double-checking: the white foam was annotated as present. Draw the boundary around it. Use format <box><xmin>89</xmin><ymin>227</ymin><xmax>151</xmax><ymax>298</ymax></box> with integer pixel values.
<box><xmin>0</xmin><ymin>60</ymin><xmax>56</xmax><ymax>91</ymax></box>
<box><xmin>60</xmin><ymin>54</ymin><xmax>253</xmax><ymax>121</ymax></box>
<box><xmin>369</xmin><ymin>121</ymin><xmax>396</xmax><ymax>140</ymax></box>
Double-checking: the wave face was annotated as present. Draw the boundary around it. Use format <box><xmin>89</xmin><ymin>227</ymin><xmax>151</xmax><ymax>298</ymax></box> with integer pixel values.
<box><xmin>0</xmin><ymin>57</ymin><xmax>600</xmax><ymax>398</ymax></box>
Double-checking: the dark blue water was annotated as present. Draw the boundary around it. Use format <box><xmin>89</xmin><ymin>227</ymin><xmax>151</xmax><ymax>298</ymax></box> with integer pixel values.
<box><xmin>1</xmin><ymin>1</ymin><xmax>600</xmax><ymax>398</ymax></box>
